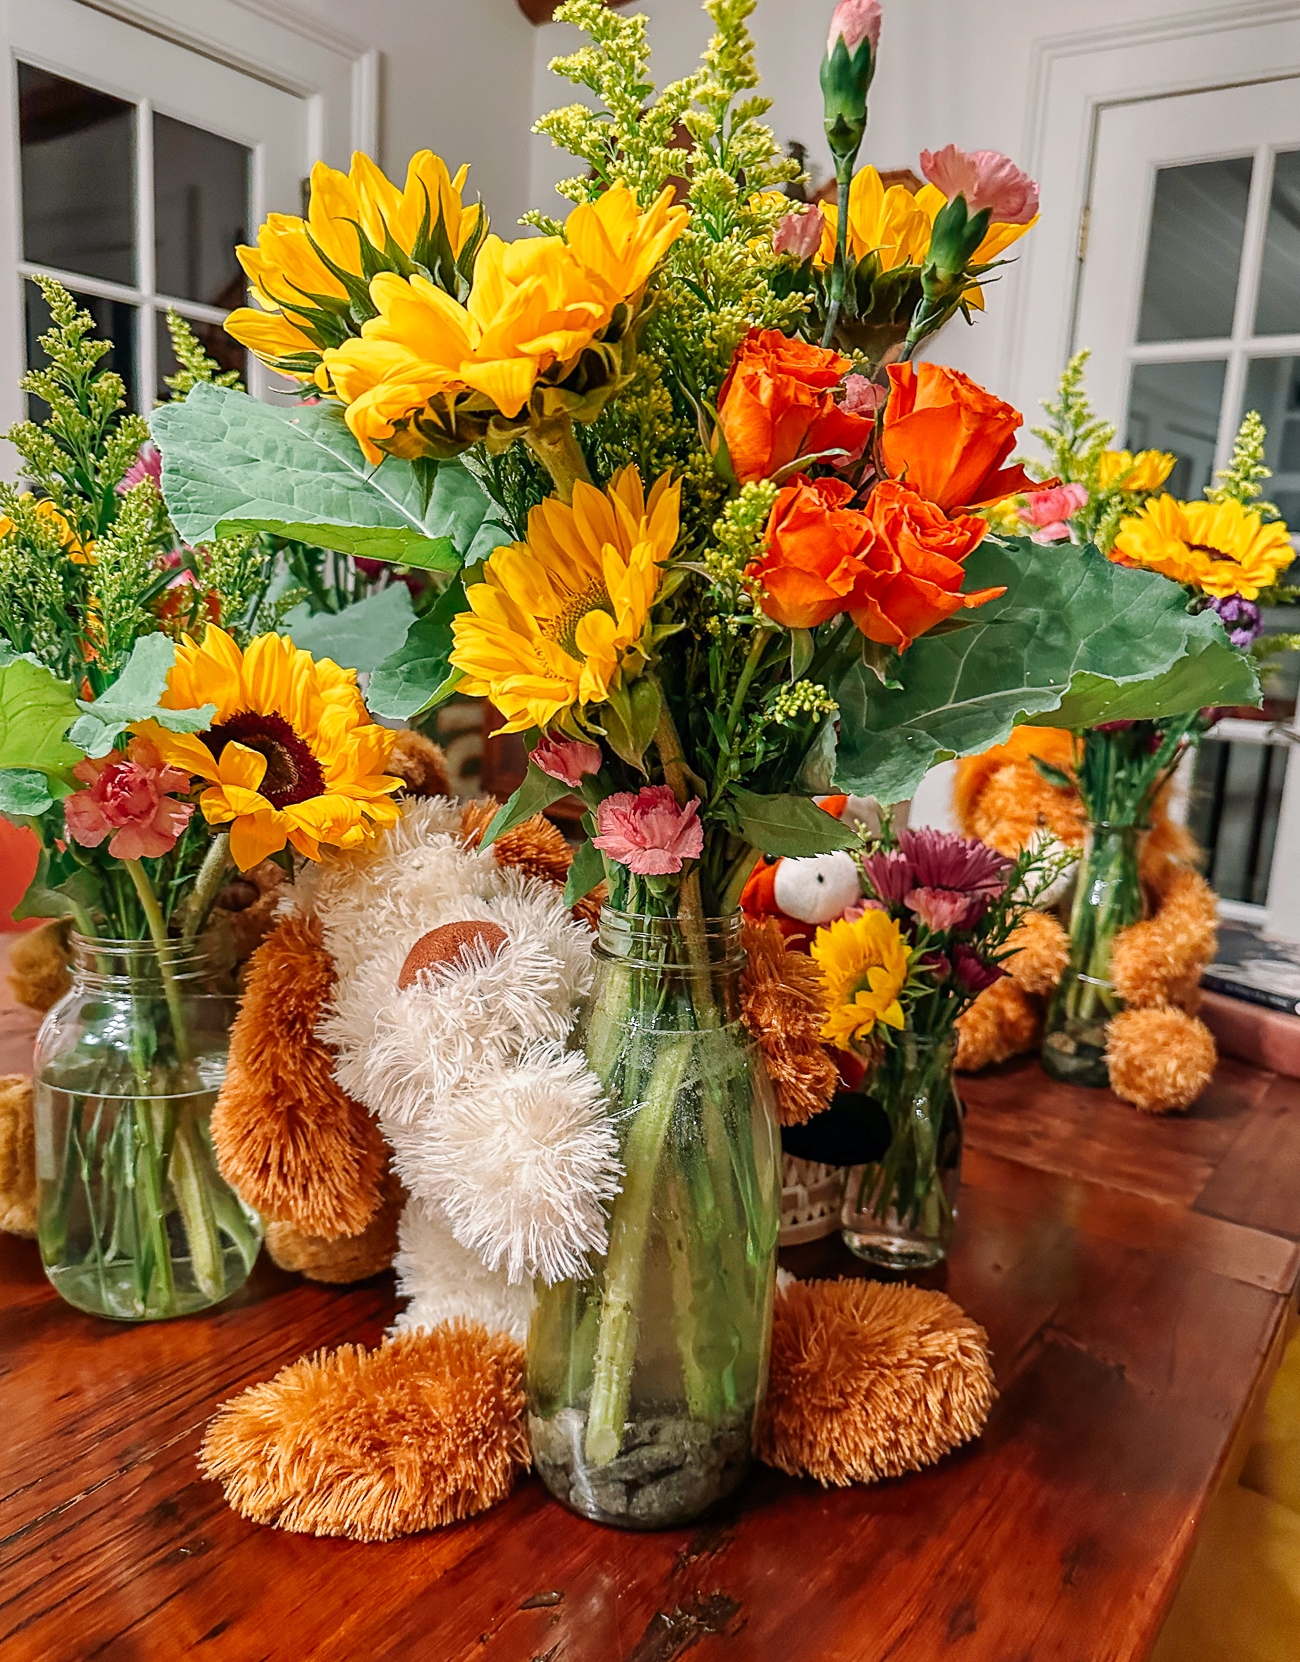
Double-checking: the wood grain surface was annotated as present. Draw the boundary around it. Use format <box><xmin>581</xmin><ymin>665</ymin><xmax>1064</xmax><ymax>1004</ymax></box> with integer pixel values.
<box><xmin>2</xmin><ymin>1058</ymin><xmax>1298</xmax><ymax>1662</ymax></box>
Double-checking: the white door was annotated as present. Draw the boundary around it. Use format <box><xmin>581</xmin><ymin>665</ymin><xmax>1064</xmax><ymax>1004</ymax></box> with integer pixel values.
<box><xmin>0</xmin><ymin>0</ymin><xmax>310</xmax><ymax>423</ymax></box>
<box><xmin>1076</xmin><ymin>80</ymin><xmax>1300</xmax><ymax>940</ymax></box>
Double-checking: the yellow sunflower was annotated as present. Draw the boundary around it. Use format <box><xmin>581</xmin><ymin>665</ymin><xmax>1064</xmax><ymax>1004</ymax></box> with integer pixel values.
<box><xmin>812</xmin><ymin>911</ymin><xmax>911</xmax><ymax>1051</ymax></box>
<box><xmin>226</xmin><ymin>151</ymin><xmax>485</xmax><ymax>379</ymax></box>
<box><xmin>816</xmin><ymin>167</ymin><xmax>1036</xmax><ymax>310</ymax></box>
<box><xmin>317</xmin><ymin>184</ymin><xmax>688</xmax><ymax>462</ymax></box>
<box><xmin>1097</xmin><ymin>448</ymin><xmax>1176</xmax><ymax>495</ymax></box>
<box><xmin>134</xmin><ymin>626</ymin><xmax>401</xmax><ymax>871</ymax></box>
<box><xmin>448</xmin><ymin>465</ymin><xmax>681</xmax><ymax>734</ymax></box>
<box><xmin>1112</xmin><ymin>495</ymin><xmax>1294</xmax><ymax>600</ymax></box>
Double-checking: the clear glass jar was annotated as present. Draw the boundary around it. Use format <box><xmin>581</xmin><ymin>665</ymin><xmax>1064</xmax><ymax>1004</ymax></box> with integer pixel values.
<box><xmin>841</xmin><ymin>1028</ymin><xmax>962</xmax><ymax>1269</ymax></box>
<box><xmin>1041</xmin><ymin>821</ymin><xmax>1144</xmax><ymax>1088</ymax></box>
<box><xmin>33</xmin><ymin>936</ymin><xmax>262</xmax><ymax>1320</ymax></box>
<box><xmin>527</xmin><ymin>908</ymin><xmax>782</xmax><ymax>1530</ymax></box>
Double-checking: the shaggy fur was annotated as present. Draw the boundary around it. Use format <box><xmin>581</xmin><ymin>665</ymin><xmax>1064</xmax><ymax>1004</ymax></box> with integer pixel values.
<box><xmin>759</xmin><ymin>1277</ymin><xmax>997</xmax><ymax>1486</ymax></box>
<box><xmin>459</xmin><ymin>798</ymin><xmax>575</xmax><ymax>890</ymax></box>
<box><xmin>1106</xmin><ymin>1006</ymin><xmax>1218</xmax><ymax>1114</ymax></box>
<box><xmin>6</xmin><ymin>920</ymin><xmax>71</xmax><ymax>1014</ymax></box>
<box><xmin>955</xmin><ymin>976</ymin><xmax>1042</xmax><ymax>1072</ymax></box>
<box><xmin>0</xmin><ymin>1074</ymin><xmax>36</xmax><ymax>1236</ymax></box>
<box><xmin>387</xmin><ymin>729</ymin><xmax>451</xmax><ymax>799</ymax></box>
<box><xmin>212</xmin><ymin>914</ymin><xmax>387</xmax><ymax>1239</ymax></box>
<box><xmin>264</xmin><ymin>1165</ymin><xmax>407</xmax><ymax>1285</ymax></box>
<box><xmin>200</xmin><ymin>1323</ymin><xmax>529</xmax><ymax>1541</ymax></box>
<box><xmin>1111</xmin><ymin>865</ymin><xmax>1218</xmax><ymax>1010</ymax></box>
<box><xmin>1004</xmin><ymin>909</ymin><xmax>1073</xmax><ymax>998</ymax></box>
<box><xmin>393</xmin><ymin>1199</ymin><xmax>534</xmax><ymax>1341</ymax></box>
<box><xmin>741</xmin><ymin>919</ymin><xmax>838</xmax><ymax>1126</ymax></box>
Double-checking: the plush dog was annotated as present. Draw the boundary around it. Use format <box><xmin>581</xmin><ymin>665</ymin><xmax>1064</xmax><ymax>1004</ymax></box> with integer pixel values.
<box><xmin>953</xmin><ymin>728</ymin><xmax>1219</xmax><ymax>1113</ymax></box>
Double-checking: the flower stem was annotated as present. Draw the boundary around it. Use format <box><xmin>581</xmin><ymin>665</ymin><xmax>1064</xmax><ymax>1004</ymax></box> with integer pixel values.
<box><xmin>525</xmin><ymin>416</ymin><xmax>593</xmax><ymax>504</ymax></box>
<box><xmin>821</xmin><ymin>162</ymin><xmax>854</xmax><ymax>350</ymax></box>
<box><xmin>180</xmin><ymin>832</ymin><xmax>232</xmax><ymax>945</ymax></box>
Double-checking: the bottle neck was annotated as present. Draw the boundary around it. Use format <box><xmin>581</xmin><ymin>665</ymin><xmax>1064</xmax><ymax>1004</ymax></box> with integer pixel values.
<box><xmin>69</xmin><ymin>934</ymin><xmax>211</xmax><ymax>994</ymax></box>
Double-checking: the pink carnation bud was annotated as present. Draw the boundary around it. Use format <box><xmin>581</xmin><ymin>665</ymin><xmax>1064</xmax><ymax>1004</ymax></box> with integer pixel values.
<box><xmin>1021</xmin><ymin>482</ymin><xmax>1087</xmax><ymax>542</ymax></box>
<box><xmin>592</xmin><ymin>784</ymin><xmax>704</xmax><ymax>877</ymax></box>
<box><xmin>63</xmin><ymin>735</ymin><xmax>193</xmax><ymax>861</ymax></box>
<box><xmin>828</xmin><ymin>0</ymin><xmax>882</xmax><ymax>55</ymax></box>
<box><xmin>773</xmin><ymin>205</ymin><xmax>825</xmax><ymax>262</ymax></box>
<box><xmin>530</xmin><ymin>734</ymin><xmax>604</xmax><ymax>790</ymax></box>
<box><xmin>919</xmin><ymin>145</ymin><xmax>1040</xmax><ymax>225</ymax></box>
<box><xmin>840</xmin><ymin>373</ymin><xmax>887</xmax><ymax>417</ymax></box>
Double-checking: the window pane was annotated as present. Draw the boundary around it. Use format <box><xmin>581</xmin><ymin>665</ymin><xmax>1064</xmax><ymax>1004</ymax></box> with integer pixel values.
<box><xmin>1187</xmin><ymin>736</ymin><xmax>1287</xmax><ymax>906</ymax></box>
<box><xmin>1254</xmin><ymin>150</ymin><xmax>1300</xmax><ymax>336</ymax></box>
<box><xmin>1136</xmin><ymin>158</ymin><xmax>1252</xmax><ymax>342</ymax></box>
<box><xmin>153</xmin><ymin>113</ymin><xmax>250</xmax><ymax>308</ymax></box>
<box><xmin>25</xmin><ymin>280</ymin><xmax>137</xmax><ymax>418</ymax></box>
<box><xmin>1125</xmin><ymin>359</ymin><xmax>1226</xmax><ymax>498</ymax></box>
<box><xmin>18</xmin><ymin>63</ymin><xmax>134</xmax><ymax>286</ymax></box>
<box><xmin>155</xmin><ymin>310</ymin><xmax>245</xmax><ymax>402</ymax></box>
<box><xmin>1240</xmin><ymin>356</ymin><xmax>1300</xmax><ymax>531</ymax></box>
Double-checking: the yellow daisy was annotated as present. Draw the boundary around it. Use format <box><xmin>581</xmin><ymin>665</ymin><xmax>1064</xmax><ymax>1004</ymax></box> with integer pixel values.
<box><xmin>449</xmin><ymin>466</ymin><xmax>681</xmax><ymax>734</ymax></box>
<box><xmin>1097</xmin><ymin>448</ymin><xmax>1176</xmax><ymax>494</ymax></box>
<box><xmin>1112</xmin><ymin>495</ymin><xmax>1294</xmax><ymax>600</ymax></box>
<box><xmin>812</xmin><ymin>911</ymin><xmax>911</xmax><ymax>1051</ymax></box>
<box><xmin>316</xmin><ymin>184</ymin><xmax>688</xmax><ymax>461</ymax></box>
<box><xmin>134</xmin><ymin>625</ymin><xmax>401</xmax><ymax>871</ymax></box>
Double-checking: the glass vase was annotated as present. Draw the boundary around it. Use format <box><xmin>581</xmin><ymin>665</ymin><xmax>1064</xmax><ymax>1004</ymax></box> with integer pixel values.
<box><xmin>527</xmin><ymin>908</ymin><xmax>782</xmax><ymax>1530</ymax></box>
<box><xmin>1041</xmin><ymin>821</ymin><xmax>1144</xmax><ymax>1087</ymax></box>
<box><xmin>33</xmin><ymin>936</ymin><xmax>263</xmax><ymax>1321</ymax></box>
<box><xmin>841</xmin><ymin>1028</ymin><xmax>962</xmax><ymax>1269</ymax></box>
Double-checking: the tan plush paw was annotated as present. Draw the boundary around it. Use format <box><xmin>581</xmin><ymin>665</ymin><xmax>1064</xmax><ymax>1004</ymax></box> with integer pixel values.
<box><xmin>1106</xmin><ymin>1005</ymin><xmax>1217</xmax><ymax>1113</ymax></box>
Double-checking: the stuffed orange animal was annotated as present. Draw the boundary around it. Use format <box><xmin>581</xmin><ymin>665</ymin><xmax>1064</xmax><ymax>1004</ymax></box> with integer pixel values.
<box><xmin>953</xmin><ymin>728</ymin><xmax>1218</xmax><ymax>1113</ymax></box>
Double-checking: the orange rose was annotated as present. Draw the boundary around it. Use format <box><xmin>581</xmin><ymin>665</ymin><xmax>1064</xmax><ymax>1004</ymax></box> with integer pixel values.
<box><xmin>880</xmin><ymin>361</ymin><xmax>1039</xmax><ymax>512</ymax></box>
<box><xmin>850</xmin><ymin>481</ymin><xmax>1004</xmax><ymax>649</ymax></box>
<box><xmin>718</xmin><ymin>329</ymin><xmax>874</xmax><ymax>487</ymax></box>
<box><xmin>749</xmin><ymin>475</ymin><xmax>880</xmax><ymax>628</ymax></box>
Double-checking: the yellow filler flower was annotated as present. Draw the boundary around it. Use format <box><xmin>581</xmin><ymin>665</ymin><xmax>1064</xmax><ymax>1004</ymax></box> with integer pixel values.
<box><xmin>812</xmin><ymin>911</ymin><xmax>911</xmax><ymax>1051</ymax></box>
<box><xmin>135</xmin><ymin>626</ymin><xmax>401</xmax><ymax>870</ymax></box>
<box><xmin>1112</xmin><ymin>495</ymin><xmax>1294</xmax><ymax>600</ymax></box>
<box><xmin>449</xmin><ymin>465</ymin><xmax>681</xmax><ymax>734</ymax></box>
<box><xmin>318</xmin><ymin>184</ymin><xmax>688</xmax><ymax>463</ymax></box>
<box><xmin>226</xmin><ymin>151</ymin><xmax>485</xmax><ymax>378</ymax></box>
<box><xmin>1097</xmin><ymin>448</ymin><xmax>1176</xmax><ymax>494</ymax></box>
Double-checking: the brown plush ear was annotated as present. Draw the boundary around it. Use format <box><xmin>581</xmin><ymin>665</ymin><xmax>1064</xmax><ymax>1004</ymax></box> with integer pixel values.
<box><xmin>459</xmin><ymin>798</ymin><xmax>573</xmax><ymax>888</ymax></box>
<box><xmin>759</xmin><ymin>1277</ymin><xmax>996</xmax><ymax>1485</ymax></box>
<box><xmin>741</xmin><ymin>919</ymin><xmax>838</xmax><ymax>1126</ymax></box>
<box><xmin>263</xmin><ymin>1164</ymin><xmax>406</xmax><ymax>1284</ymax></box>
<box><xmin>387</xmin><ymin>730</ymin><xmax>451</xmax><ymax>798</ymax></box>
<box><xmin>211</xmin><ymin>915</ymin><xmax>386</xmax><ymax>1240</ymax></box>
<box><xmin>200</xmin><ymin>1322</ymin><xmax>528</xmax><ymax>1540</ymax></box>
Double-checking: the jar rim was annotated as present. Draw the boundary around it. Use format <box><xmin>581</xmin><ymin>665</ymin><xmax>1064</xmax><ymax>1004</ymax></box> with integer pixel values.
<box><xmin>595</xmin><ymin>905</ymin><xmax>746</xmax><ymax>970</ymax></box>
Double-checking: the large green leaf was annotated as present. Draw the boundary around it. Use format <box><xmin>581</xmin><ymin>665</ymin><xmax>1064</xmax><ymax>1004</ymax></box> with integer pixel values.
<box><xmin>367</xmin><ymin>579</ymin><xmax>467</xmax><ymax>719</ymax></box>
<box><xmin>151</xmin><ymin>383</ymin><xmax>510</xmax><ymax>570</ymax></box>
<box><xmin>834</xmin><ymin>537</ymin><xmax>1259</xmax><ymax>803</ymax></box>
<box><xmin>725</xmin><ymin>788</ymin><xmax>859</xmax><ymax>856</ymax></box>
<box><xmin>278</xmin><ymin>584</ymin><xmax>416</xmax><ymax>674</ymax></box>
<box><xmin>480</xmin><ymin>763</ymin><xmax>570</xmax><ymax>850</ymax></box>
<box><xmin>0</xmin><ymin>654</ymin><xmax>82</xmax><ymax>780</ymax></box>
<box><xmin>69</xmin><ymin>634</ymin><xmax>215</xmax><ymax>758</ymax></box>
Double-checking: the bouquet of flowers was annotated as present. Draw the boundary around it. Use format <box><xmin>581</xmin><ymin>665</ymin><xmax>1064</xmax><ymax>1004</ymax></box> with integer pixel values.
<box><xmin>993</xmin><ymin>354</ymin><xmax>1289</xmax><ymax>1080</ymax></box>
<box><xmin>146</xmin><ymin>0</ymin><xmax>1260</xmax><ymax>1519</ymax></box>
<box><xmin>0</xmin><ymin>284</ymin><xmax>406</xmax><ymax>1318</ymax></box>
<box><xmin>809</xmin><ymin>824</ymin><xmax>1066</xmax><ymax>1264</ymax></box>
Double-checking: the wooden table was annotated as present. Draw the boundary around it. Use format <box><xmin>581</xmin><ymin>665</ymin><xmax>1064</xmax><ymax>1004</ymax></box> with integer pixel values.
<box><xmin>2</xmin><ymin>1057</ymin><xmax>1298</xmax><ymax>1662</ymax></box>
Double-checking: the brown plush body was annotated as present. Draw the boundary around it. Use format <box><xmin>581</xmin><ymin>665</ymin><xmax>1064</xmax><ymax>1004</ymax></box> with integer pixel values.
<box><xmin>0</xmin><ymin>1074</ymin><xmax>35</xmax><ymax>1237</ymax></box>
<box><xmin>953</xmin><ymin>728</ymin><xmax>1218</xmax><ymax>1113</ymax></box>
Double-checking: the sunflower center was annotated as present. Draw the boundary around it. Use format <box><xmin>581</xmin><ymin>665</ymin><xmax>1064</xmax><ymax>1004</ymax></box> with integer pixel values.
<box><xmin>1187</xmin><ymin>542</ymin><xmax>1231</xmax><ymax>560</ymax></box>
<box><xmin>539</xmin><ymin>580</ymin><xmax>614</xmax><ymax>658</ymax></box>
<box><xmin>205</xmin><ymin>710</ymin><xmax>326</xmax><ymax>807</ymax></box>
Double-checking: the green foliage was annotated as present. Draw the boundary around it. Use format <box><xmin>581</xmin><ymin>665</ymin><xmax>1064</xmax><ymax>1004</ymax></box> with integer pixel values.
<box><xmin>163</xmin><ymin>311</ymin><xmax>242</xmax><ymax>400</ymax></box>
<box><xmin>277</xmin><ymin>583</ymin><xmax>415</xmax><ymax>673</ymax></box>
<box><xmin>1208</xmin><ymin>410</ymin><xmax>1281</xmax><ymax>519</ymax></box>
<box><xmin>479</xmin><ymin>763</ymin><xmax>572</xmax><ymax>851</ymax></box>
<box><xmin>367</xmin><ymin>579</ymin><xmax>467</xmax><ymax>719</ymax></box>
<box><xmin>68</xmin><ymin>634</ymin><xmax>215</xmax><ymax>758</ymax></box>
<box><xmin>85</xmin><ymin>480</ymin><xmax>171</xmax><ymax>686</ymax></box>
<box><xmin>723</xmin><ymin>787</ymin><xmax>858</xmax><ymax>857</ymax></box>
<box><xmin>152</xmin><ymin>384</ymin><xmax>507</xmax><ymax>569</ymax></box>
<box><xmin>0</xmin><ymin>650</ymin><xmax>82</xmax><ymax>791</ymax></box>
<box><xmin>833</xmin><ymin>536</ymin><xmax>1261</xmax><ymax>803</ymax></box>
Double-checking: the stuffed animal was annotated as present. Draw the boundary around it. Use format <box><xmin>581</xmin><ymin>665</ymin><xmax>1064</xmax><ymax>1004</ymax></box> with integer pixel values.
<box><xmin>199</xmin><ymin>796</ymin><xmax>995</xmax><ymax>1539</ymax></box>
<box><xmin>952</xmin><ymin>728</ymin><xmax>1219</xmax><ymax>1113</ymax></box>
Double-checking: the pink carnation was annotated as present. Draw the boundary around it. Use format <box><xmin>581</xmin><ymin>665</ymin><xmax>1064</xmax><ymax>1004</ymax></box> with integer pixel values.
<box><xmin>860</xmin><ymin>848</ymin><xmax>914</xmax><ymax>906</ymax></box>
<box><xmin>828</xmin><ymin>0</ymin><xmax>882</xmax><ymax>54</ymax></box>
<box><xmin>919</xmin><ymin>145</ymin><xmax>1039</xmax><ymax>225</ymax></box>
<box><xmin>1021</xmin><ymin>482</ymin><xmax>1087</xmax><ymax>544</ymax></box>
<box><xmin>773</xmin><ymin>206</ymin><xmax>825</xmax><ymax>262</ymax></box>
<box><xmin>840</xmin><ymin>373</ymin><xmax>887</xmax><ymax>417</ymax></box>
<box><xmin>117</xmin><ymin>444</ymin><xmax>162</xmax><ymax>495</ymax></box>
<box><xmin>592</xmin><ymin>784</ymin><xmax>704</xmax><ymax>877</ymax></box>
<box><xmin>63</xmin><ymin>735</ymin><xmax>193</xmax><ymax>860</ymax></box>
<box><xmin>897</xmin><ymin>827</ymin><xmax>1011</xmax><ymax>900</ymax></box>
<box><xmin>530</xmin><ymin>734</ymin><xmax>604</xmax><ymax>790</ymax></box>
<box><xmin>905</xmin><ymin>886</ymin><xmax>985</xmax><ymax>933</ymax></box>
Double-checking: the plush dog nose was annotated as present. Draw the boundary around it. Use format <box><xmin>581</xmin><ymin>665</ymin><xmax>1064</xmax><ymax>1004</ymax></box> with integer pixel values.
<box><xmin>397</xmin><ymin>920</ymin><xmax>508</xmax><ymax>989</ymax></box>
